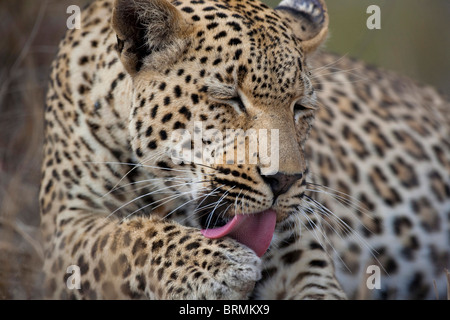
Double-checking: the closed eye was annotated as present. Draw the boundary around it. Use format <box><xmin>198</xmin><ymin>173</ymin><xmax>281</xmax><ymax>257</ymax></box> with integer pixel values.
<box><xmin>292</xmin><ymin>102</ymin><xmax>317</xmax><ymax>121</ymax></box>
<box><xmin>229</xmin><ymin>96</ymin><xmax>246</xmax><ymax>112</ymax></box>
<box><xmin>210</xmin><ymin>95</ymin><xmax>247</xmax><ymax>114</ymax></box>
<box><xmin>294</xmin><ymin>104</ymin><xmax>310</xmax><ymax>113</ymax></box>
<box><xmin>293</xmin><ymin>103</ymin><xmax>316</xmax><ymax>113</ymax></box>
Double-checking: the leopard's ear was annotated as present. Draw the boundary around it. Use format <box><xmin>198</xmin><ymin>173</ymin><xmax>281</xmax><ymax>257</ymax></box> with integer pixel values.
<box><xmin>275</xmin><ymin>0</ymin><xmax>329</xmax><ymax>54</ymax></box>
<box><xmin>112</xmin><ymin>0</ymin><xmax>192</xmax><ymax>76</ymax></box>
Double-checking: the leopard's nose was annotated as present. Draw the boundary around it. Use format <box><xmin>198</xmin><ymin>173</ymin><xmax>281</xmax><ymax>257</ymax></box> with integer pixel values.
<box><xmin>261</xmin><ymin>171</ymin><xmax>303</xmax><ymax>198</ymax></box>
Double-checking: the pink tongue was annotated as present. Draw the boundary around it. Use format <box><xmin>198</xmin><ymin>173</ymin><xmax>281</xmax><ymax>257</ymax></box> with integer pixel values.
<box><xmin>201</xmin><ymin>209</ymin><xmax>277</xmax><ymax>257</ymax></box>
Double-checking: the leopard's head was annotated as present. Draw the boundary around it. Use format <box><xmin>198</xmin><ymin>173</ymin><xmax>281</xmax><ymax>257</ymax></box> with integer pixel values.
<box><xmin>112</xmin><ymin>0</ymin><xmax>328</xmax><ymax>256</ymax></box>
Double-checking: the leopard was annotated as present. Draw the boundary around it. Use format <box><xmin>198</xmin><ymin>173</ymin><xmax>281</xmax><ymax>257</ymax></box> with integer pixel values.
<box><xmin>40</xmin><ymin>0</ymin><xmax>450</xmax><ymax>300</ymax></box>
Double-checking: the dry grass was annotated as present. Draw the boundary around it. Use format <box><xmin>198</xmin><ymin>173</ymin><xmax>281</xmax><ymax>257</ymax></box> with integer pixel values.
<box><xmin>0</xmin><ymin>0</ymin><xmax>87</xmax><ymax>299</ymax></box>
<box><xmin>0</xmin><ymin>1</ymin><xmax>47</xmax><ymax>299</ymax></box>
<box><xmin>447</xmin><ymin>269</ymin><xmax>450</xmax><ymax>300</ymax></box>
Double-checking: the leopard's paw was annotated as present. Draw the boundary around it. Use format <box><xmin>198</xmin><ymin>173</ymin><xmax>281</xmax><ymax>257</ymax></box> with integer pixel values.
<box><xmin>165</xmin><ymin>232</ymin><xmax>262</xmax><ymax>299</ymax></box>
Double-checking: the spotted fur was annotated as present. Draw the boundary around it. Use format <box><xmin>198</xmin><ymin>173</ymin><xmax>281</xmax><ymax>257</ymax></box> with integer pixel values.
<box><xmin>40</xmin><ymin>0</ymin><xmax>449</xmax><ymax>299</ymax></box>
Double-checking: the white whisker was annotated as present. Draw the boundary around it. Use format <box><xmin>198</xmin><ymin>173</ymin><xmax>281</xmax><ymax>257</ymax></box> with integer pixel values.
<box><xmin>106</xmin><ymin>180</ymin><xmax>208</xmax><ymax>219</ymax></box>
<box><xmin>300</xmin><ymin>200</ymin><xmax>353</xmax><ymax>273</ymax></box>
<box><xmin>120</xmin><ymin>186</ymin><xmax>209</xmax><ymax>223</ymax></box>
<box><xmin>204</xmin><ymin>186</ymin><xmax>235</xmax><ymax>231</ymax></box>
<box><xmin>306</xmin><ymin>182</ymin><xmax>375</xmax><ymax>221</ymax></box>
<box><xmin>162</xmin><ymin>191</ymin><xmax>210</xmax><ymax>220</ymax></box>
<box><xmin>94</xmin><ymin>150</ymin><xmax>167</xmax><ymax>199</ymax></box>
<box><xmin>303</xmin><ymin>195</ymin><xmax>388</xmax><ymax>276</ymax></box>
<box><xmin>86</xmin><ymin>160</ymin><xmax>215</xmax><ymax>176</ymax></box>
<box><xmin>193</xmin><ymin>184</ymin><xmax>225</xmax><ymax>211</ymax></box>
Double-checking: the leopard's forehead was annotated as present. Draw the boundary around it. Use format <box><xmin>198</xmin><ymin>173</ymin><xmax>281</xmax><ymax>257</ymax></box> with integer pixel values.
<box><xmin>173</xmin><ymin>0</ymin><xmax>294</xmax><ymax>36</ymax></box>
<box><xmin>170</xmin><ymin>0</ymin><xmax>307</xmax><ymax>105</ymax></box>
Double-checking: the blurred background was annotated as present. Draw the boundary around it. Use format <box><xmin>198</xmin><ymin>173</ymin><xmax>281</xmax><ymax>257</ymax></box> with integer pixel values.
<box><xmin>318</xmin><ymin>0</ymin><xmax>450</xmax><ymax>95</ymax></box>
<box><xmin>0</xmin><ymin>0</ymin><xmax>448</xmax><ymax>298</ymax></box>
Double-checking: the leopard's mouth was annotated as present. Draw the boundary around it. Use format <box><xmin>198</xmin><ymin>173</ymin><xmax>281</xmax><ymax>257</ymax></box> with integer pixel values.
<box><xmin>201</xmin><ymin>209</ymin><xmax>277</xmax><ymax>257</ymax></box>
<box><xmin>213</xmin><ymin>217</ymin><xmax>231</xmax><ymax>228</ymax></box>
